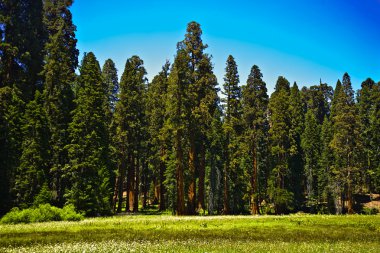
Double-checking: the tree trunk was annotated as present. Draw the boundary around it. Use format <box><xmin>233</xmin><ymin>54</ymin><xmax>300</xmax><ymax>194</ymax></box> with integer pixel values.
<box><xmin>113</xmin><ymin>175</ymin><xmax>119</xmax><ymax>212</ymax></box>
<box><xmin>197</xmin><ymin>142</ymin><xmax>205</xmax><ymax>212</ymax></box>
<box><xmin>347</xmin><ymin>169</ymin><xmax>354</xmax><ymax>214</ymax></box>
<box><xmin>159</xmin><ymin>146</ymin><xmax>166</xmax><ymax>211</ymax></box>
<box><xmin>176</xmin><ymin>130</ymin><xmax>185</xmax><ymax>215</ymax></box>
<box><xmin>141</xmin><ymin>161</ymin><xmax>148</xmax><ymax>209</ymax></box>
<box><xmin>126</xmin><ymin>153</ymin><xmax>132</xmax><ymax>212</ymax></box>
<box><xmin>187</xmin><ymin>134</ymin><xmax>196</xmax><ymax>215</ymax></box>
<box><xmin>251</xmin><ymin>143</ymin><xmax>259</xmax><ymax>214</ymax></box>
<box><xmin>116</xmin><ymin>152</ymin><xmax>126</xmax><ymax>213</ymax></box>
<box><xmin>153</xmin><ymin>177</ymin><xmax>159</xmax><ymax>204</ymax></box>
<box><xmin>133</xmin><ymin>155</ymin><xmax>139</xmax><ymax>212</ymax></box>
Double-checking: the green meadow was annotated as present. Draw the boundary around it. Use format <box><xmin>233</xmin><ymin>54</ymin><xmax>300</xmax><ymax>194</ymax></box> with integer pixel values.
<box><xmin>1</xmin><ymin>214</ymin><xmax>379</xmax><ymax>252</ymax></box>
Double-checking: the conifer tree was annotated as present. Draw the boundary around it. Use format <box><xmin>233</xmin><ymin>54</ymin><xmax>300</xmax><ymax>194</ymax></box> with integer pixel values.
<box><xmin>0</xmin><ymin>87</ymin><xmax>24</xmax><ymax>215</ymax></box>
<box><xmin>43</xmin><ymin>0</ymin><xmax>78</xmax><ymax>206</ymax></box>
<box><xmin>165</xmin><ymin>49</ymin><xmax>190</xmax><ymax>215</ymax></box>
<box><xmin>0</xmin><ymin>0</ymin><xmax>45</xmax><ymax>214</ymax></box>
<box><xmin>288</xmin><ymin>82</ymin><xmax>304</xmax><ymax>209</ymax></box>
<box><xmin>101</xmin><ymin>59</ymin><xmax>119</xmax><ymax>211</ymax></box>
<box><xmin>330</xmin><ymin>80</ymin><xmax>342</xmax><ymax>118</ymax></box>
<box><xmin>242</xmin><ymin>65</ymin><xmax>269</xmax><ymax>214</ymax></box>
<box><xmin>197</xmin><ymin>54</ymin><xmax>219</xmax><ymax>213</ymax></box>
<box><xmin>113</xmin><ymin>56</ymin><xmax>147</xmax><ymax>213</ymax></box>
<box><xmin>369</xmin><ymin>81</ymin><xmax>380</xmax><ymax>192</ymax></box>
<box><xmin>207</xmin><ymin>107</ymin><xmax>224</xmax><ymax>214</ymax></box>
<box><xmin>102</xmin><ymin>59</ymin><xmax>119</xmax><ymax>113</ymax></box>
<box><xmin>301</xmin><ymin>83</ymin><xmax>332</xmax><ymax>124</ymax></box>
<box><xmin>221</xmin><ymin>55</ymin><xmax>241</xmax><ymax>214</ymax></box>
<box><xmin>181</xmin><ymin>21</ymin><xmax>208</xmax><ymax>214</ymax></box>
<box><xmin>357</xmin><ymin>78</ymin><xmax>376</xmax><ymax>192</ymax></box>
<box><xmin>65</xmin><ymin>52</ymin><xmax>111</xmax><ymax>216</ymax></box>
<box><xmin>268</xmin><ymin>76</ymin><xmax>293</xmax><ymax>214</ymax></box>
<box><xmin>301</xmin><ymin>110</ymin><xmax>320</xmax><ymax>211</ymax></box>
<box><xmin>0</xmin><ymin>0</ymin><xmax>45</xmax><ymax>100</ymax></box>
<box><xmin>147</xmin><ymin>61</ymin><xmax>170</xmax><ymax>210</ymax></box>
<box><xmin>319</xmin><ymin>116</ymin><xmax>335</xmax><ymax>213</ymax></box>
<box><xmin>331</xmin><ymin>73</ymin><xmax>358</xmax><ymax>214</ymax></box>
<box><xmin>14</xmin><ymin>91</ymin><xmax>50</xmax><ymax>208</ymax></box>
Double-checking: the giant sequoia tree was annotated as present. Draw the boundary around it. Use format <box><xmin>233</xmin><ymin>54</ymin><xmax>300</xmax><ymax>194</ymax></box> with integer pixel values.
<box><xmin>113</xmin><ymin>56</ymin><xmax>147</xmax><ymax>213</ymax></box>
<box><xmin>268</xmin><ymin>76</ymin><xmax>293</xmax><ymax>214</ymax></box>
<box><xmin>43</xmin><ymin>0</ymin><xmax>78</xmax><ymax>206</ymax></box>
<box><xmin>242</xmin><ymin>65</ymin><xmax>269</xmax><ymax>214</ymax></box>
<box><xmin>182</xmin><ymin>21</ymin><xmax>208</xmax><ymax>214</ymax></box>
<box><xmin>165</xmin><ymin>49</ymin><xmax>190</xmax><ymax>215</ymax></box>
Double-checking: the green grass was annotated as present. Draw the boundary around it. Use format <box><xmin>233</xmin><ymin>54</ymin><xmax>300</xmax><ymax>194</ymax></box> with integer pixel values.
<box><xmin>1</xmin><ymin>214</ymin><xmax>379</xmax><ymax>252</ymax></box>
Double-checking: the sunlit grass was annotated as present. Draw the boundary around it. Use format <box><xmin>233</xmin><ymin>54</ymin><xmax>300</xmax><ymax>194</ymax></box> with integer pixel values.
<box><xmin>1</xmin><ymin>214</ymin><xmax>379</xmax><ymax>252</ymax></box>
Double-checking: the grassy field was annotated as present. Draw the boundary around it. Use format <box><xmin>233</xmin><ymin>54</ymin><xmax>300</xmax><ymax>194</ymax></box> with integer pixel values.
<box><xmin>1</xmin><ymin>214</ymin><xmax>379</xmax><ymax>252</ymax></box>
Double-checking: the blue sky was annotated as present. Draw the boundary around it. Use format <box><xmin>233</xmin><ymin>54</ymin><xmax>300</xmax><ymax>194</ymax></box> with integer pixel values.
<box><xmin>71</xmin><ymin>0</ymin><xmax>380</xmax><ymax>92</ymax></box>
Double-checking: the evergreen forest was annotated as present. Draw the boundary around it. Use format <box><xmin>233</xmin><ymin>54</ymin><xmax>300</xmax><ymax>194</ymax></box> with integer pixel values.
<box><xmin>1</xmin><ymin>0</ymin><xmax>380</xmax><ymax>218</ymax></box>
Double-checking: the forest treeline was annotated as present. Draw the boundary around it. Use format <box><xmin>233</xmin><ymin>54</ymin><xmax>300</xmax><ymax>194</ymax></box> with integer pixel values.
<box><xmin>1</xmin><ymin>1</ymin><xmax>380</xmax><ymax>217</ymax></box>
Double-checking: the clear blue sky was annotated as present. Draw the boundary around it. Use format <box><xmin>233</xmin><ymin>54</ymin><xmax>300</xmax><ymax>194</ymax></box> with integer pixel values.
<box><xmin>71</xmin><ymin>0</ymin><xmax>380</xmax><ymax>92</ymax></box>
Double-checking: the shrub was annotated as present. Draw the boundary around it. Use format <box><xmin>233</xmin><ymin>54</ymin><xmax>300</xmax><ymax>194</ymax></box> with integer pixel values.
<box><xmin>61</xmin><ymin>204</ymin><xmax>84</xmax><ymax>221</ymax></box>
<box><xmin>362</xmin><ymin>207</ymin><xmax>379</xmax><ymax>215</ymax></box>
<box><xmin>0</xmin><ymin>204</ymin><xmax>84</xmax><ymax>224</ymax></box>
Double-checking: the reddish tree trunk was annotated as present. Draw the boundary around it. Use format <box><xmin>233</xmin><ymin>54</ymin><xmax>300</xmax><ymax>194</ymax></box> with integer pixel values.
<box><xmin>197</xmin><ymin>143</ymin><xmax>205</xmax><ymax>212</ymax></box>
<box><xmin>187</xmin><ymin>136</ymin><xmax>196</xmax><ymax>215</ymax></box>
<box><xmin>133</xmin><ymin>156</ymin><xmax>139</xmax><ymax>212</ymax></box>
<box><xmin>126</xmin><ymin>153</ymin><xmax>133</xmax><ymax>212</ymax></box>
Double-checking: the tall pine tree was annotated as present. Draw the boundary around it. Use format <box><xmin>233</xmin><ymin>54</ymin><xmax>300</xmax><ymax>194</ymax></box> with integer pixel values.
<box><xmin>0</xmin><ymin>87</ymin><xmax>24</xmax><ymax>214</ymax></box>
<box><xmin>242</xmin><ymin>65</ymin><xmax>269</xmax><ymax>214</ymax></box>
<box><xmin>301</xmin><ymin>110</ymin><xmax>320</xmax><ymax>212</ymax></box>
<box><xmin>147</xmin><ymin>61</ymin><xmax>170</xmax><ymax>210</ymax></box>
<box><xmin>331</xmin><ymin>73</ymin><xmax>358</xmax><ymax>214</ymax></box>
<box><xmin>165</xmin><ymin>49</ymin><xmax>190</xmax><ymax>215</ymax></box>
<box><xmin>14</xmin><ymin>91</ymin><xmax>50</xmax><ymax>208</ymax></box>
<box><xmin>268</xmin><ymin>76</ymin><xmax>293</xmax><ymax>214</ymax></box>
<box><xmin>357</xmin><ymin>78</ymin><xmax>376</xmax><ymax>192</ymax></box>
<box><xmin>43</xmin><ymin>0</ymin><xmax>78</xmax><ymax>206</ymax></box>
<box><xmin>288</xmin><ymin>82</ymin><xmax>304</xmax><ymax>210</ymax></box>
<box><xmin>221</xmin><ymin>55</ymin><xmax>241</xmax><ymax>214</ymax></box>
<box><xmin>113</xmin><ymin>56</ymin><xmax>147</xmax><ymax>213</ymax></box>
<box><xmin>66</xmin><ymin>52</ymin><xmax>111</xmax><ymax>216</ymax></box>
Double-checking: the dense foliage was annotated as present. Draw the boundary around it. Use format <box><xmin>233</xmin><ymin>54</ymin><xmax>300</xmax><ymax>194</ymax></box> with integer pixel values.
<box><xmin>0</xmin><ymin>204</ymin><xmax>83</xmax><ymax>224</ymax></box>
<box><xmin>0</xmin><ymin>1</ymin><xmax>379</xmax><ymax>217</ymax></box>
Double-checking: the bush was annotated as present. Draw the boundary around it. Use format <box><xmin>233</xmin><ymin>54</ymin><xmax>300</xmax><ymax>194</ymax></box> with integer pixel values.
<box><xmin>362</xmin><ymin>207</ymin><xmax>379</xmax><ymax>215</ymax></box>
<box><xmin>0</xmin><ymin>204</ymin><xmax>84</xmax><ymax>224</ymax></box>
